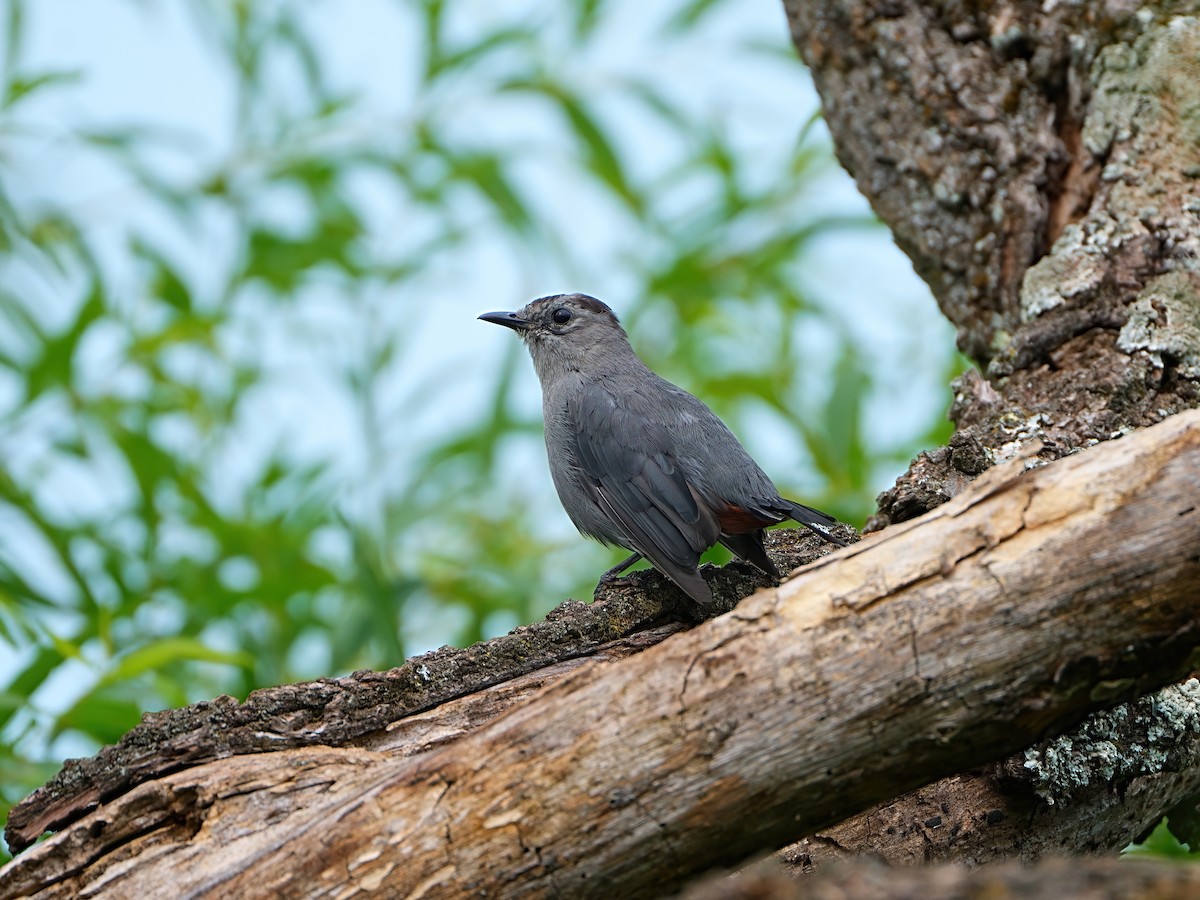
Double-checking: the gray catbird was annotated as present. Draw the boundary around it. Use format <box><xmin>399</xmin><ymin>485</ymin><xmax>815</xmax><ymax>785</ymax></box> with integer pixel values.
<box><xmin>480</xmin><ymin>293</ymin><xmax>846</xmax><ymax>610</ymax></box>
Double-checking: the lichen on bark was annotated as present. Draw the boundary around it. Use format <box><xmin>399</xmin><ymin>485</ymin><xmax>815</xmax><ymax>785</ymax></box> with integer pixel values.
<box><xmin>1023</xmin><ymin>679</ymin><xmax>1200</xmax><ymax>807</ymax></box>
<box><xmin>787</xmin><ymin>3</ymin><xmax>1200</xmax><ymax>527</ymax></box>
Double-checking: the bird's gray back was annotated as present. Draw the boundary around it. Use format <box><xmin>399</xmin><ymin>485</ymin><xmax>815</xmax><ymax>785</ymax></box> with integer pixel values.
<box><xmin>543</xmin><ymin>364</ymin><xmax>785</xmax><ymax>542</ymax></box>
<box><xmin>642</xmin><ymin>371</ymin><xmax>783</xmax><ymax>513</ymax></box>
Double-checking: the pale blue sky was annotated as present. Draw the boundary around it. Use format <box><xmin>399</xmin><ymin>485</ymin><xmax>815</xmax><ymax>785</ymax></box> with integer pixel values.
<box><xmin>1</xmin><ymin>1</ymin><xmax>955</xmax><ymax>757</ymax></box>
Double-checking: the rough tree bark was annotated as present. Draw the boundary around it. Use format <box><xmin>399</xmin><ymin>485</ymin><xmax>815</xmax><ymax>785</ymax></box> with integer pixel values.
<box><xmin>681</xmin><ymin>857</ymin><xmax>1200</xmax><ymax>900</ymax></box>
<box><xmin>778</xmin><ymin>679</ymin><xmax>1200</xmax><ymax>872</ymax></box>
<box><xmin>770</xmin><ymin>0</ymin><xmax>1200</xmax><ymax>873</ymax></box>
<box><xmin>785</xmin><ymin>0</ymin><xmax>1200</xmax><ymax>523</ymax></box>
<box><xmin>3</xmin><ymin>0</ymin><xmax>1200</xmax><ymax>896</ymax></box>
<box><xmin>1</xmin><ymin>414</ymin><xmax>1199</xmax><ymax>897</ymax></box>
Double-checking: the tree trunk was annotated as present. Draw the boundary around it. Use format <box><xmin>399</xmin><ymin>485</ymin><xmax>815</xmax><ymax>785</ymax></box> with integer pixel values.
<box><xmin>4</xmin><ymin>1</ymin><xmax>1200</xmax><ymax>896</ymax></box>
<box><xmin>785</xmin><ymin>0</ymin><xmax>1200</xmax><ymax>524</ymax></box>
<box><xmin>770</xmin><ymin>0</ymin><xmax>1200</xmax><ymax>873</ymax></box>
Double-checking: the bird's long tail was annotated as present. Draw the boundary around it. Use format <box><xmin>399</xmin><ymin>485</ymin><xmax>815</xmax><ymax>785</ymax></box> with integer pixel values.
<box><xmin>781</xmin><ymin>499</ymin><xmax>848</xmax><ymax>547</ymax></box>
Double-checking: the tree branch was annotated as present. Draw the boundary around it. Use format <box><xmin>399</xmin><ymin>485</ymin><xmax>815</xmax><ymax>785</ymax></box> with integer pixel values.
<box><xmin>779</xmin><ymin>678</ymin><xmax>1200</xmax><ymax>871</ymax></box>
<box><xmin>3</xmin><ymin>528</ymin><xmax>841</xmax><ymax>855</ymax></box>
<box><xmin>2</xmin><ymin>410</ymin><xmax>1198</xmax><ymax>899</ymax></box>
<box><xmin>681</xmin><ymin>857</ymin><xmax>1200</xmax><ymax>900</ymax></box>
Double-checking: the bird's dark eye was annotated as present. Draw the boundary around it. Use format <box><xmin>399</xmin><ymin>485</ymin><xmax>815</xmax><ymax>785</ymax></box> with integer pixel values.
<box><xmin>551</xmin><ymin>307</ymin><xmax>572</xmax><ymax>325</ymax></box>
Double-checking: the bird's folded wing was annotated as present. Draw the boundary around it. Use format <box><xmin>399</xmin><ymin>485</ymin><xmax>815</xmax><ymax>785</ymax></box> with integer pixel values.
<box><xmin>567</xmin><ymin>388</ymin><xmax>720</xmax><ymax>574</ymax></box>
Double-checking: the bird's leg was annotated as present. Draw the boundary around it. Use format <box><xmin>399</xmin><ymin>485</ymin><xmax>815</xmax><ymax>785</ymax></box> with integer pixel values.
<box><xmin>598</xmin><ymin>552</ymin><xmax>642</xmax><ymax>584</ymax></box>
<box><xmin>594</xmin><ymin>553</ymin><xmax>646</xmax><ymax>600</ymax></box>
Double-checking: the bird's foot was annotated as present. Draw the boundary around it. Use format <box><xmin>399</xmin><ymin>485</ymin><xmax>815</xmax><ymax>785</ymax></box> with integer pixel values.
<box><xmin>596</xmin><ymin>572</ymin><xmax>639</xmax><ymax>588</ymax></box>
<box><xmin>593</xmin><ymin>573</ymin><xmax>640</xmax><ymax>603</ymax></box>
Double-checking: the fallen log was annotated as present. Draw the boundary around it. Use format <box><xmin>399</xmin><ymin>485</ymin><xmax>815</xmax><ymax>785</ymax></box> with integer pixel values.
<box><xmin>2</xmin><ymin>410</ymin><xmax>1199</xmax><ymax>898</ymax></box>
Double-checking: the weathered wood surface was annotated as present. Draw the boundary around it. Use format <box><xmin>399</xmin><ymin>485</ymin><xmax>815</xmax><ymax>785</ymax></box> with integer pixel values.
<box><xmin>5</xmin><ymin>510</ymin><xmax>847</xmax><ymax>856</ymax></box>
<box><xmin>1</xmin><ymin>609</ymin><xmax>691</xmax><ymax>855</ymax></box>
<box><xmin>680</xmin><ymin>857</ymin><xmax>1200</xmax><ymax>900</ymax></box>
<box><xmin>2</xmin><ymin>410</ymin><xmax>1198</xmax><ymax>899</ymax></box>
<box><xmin>779</xmin><ymin>678</ymin><xmax>1200</xmax><ymax>872</ymax></box>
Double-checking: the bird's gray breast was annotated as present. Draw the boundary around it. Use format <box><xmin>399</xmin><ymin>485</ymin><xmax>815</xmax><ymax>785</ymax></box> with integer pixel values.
<box><xmin>542</xmin><ymin>377</ymin><xmax>632</xmax><ymax>547</ymax></box>
<box><xmin>544</xmin><ymin>374</ymin><xmax>725</xmax><ymax>566</ymax></box>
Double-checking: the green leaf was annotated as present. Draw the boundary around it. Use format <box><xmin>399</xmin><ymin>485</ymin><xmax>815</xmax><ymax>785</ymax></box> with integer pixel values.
<box><xmin>101</xmin><ymin>638</ymin><xmax>255</xmax><ymax>685</ymax></box>
<box><xmin>503</xmin><ymin>79</ymin><xmax>641</xmax><ymax>214</ymax></box>
<box><xmin>0</xmin><ymin>645</ymin><xmax>63</xmax><ymax>731</ymax></box>
<box><xmin>1124</xmin><ymin>817</ymin><xmax>1196</xmax><ymax>859</ymax></box>
<box><xmin>3</xmin><ymin>68</ymin><xmax>82</xmax><ymax>109</ymax></box>
<box><xmin>418</xmin><ymin>0</ymin><xmax>446</xmax><ymax>82</ymax></box>
<box><xmin>53</xmin><ymin>692</ymin><xmax>141</xmax><ymax>746</ymax></box>
<box><xmin>22</xmin><ymin>281</ymin><xmax>104</xmax><ymax>402</ymax></box>
<box><xmin>427</xmin><ymin>27</ymin><xmax>534</xmax><ymax>80</ymax></box>
<box><xmin>823</xmin><ymin>342</ymin><xmax>870</xmax><ymax>489</ymax></box>
<box><xmin>662</xmin><ymin>0</ymin><xmax>732</xmax><ymax>34</ymax></box>
<box><xmin>3</xmin><ymin>0</ymin><xmax>25</xmax><ymax>83</ymax></box>
<box><xmin>452</xmin><ymin>152</ymin><xmax>533</xmax><ymax>234</ymax></box>
<box><xmin>132</xmin><ymin>239</ymin><xmax>193</xmax><ymax>314</ymax></box>
<box><xmin>571</xmin><ymin>0</ymin><xmax>608</xmax><ymax>41</ymax></box>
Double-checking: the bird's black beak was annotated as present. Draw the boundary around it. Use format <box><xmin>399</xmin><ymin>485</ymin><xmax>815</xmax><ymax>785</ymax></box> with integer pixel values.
<box><xmin>478</xmin><ymin>311</ymin><xmax>532</xmax><ymax>332</ymax></box>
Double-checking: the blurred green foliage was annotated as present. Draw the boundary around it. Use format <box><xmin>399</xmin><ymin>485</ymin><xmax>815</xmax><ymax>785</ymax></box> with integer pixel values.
<box><xmin>0</xmin><ymin>0</ymin><xmax>959</xmax><ymax>859</ymax></box>
<box><xmin>1124</xmin><ymin>818</ymin><xmax>1200</xmax><ymax>860</ymax></box>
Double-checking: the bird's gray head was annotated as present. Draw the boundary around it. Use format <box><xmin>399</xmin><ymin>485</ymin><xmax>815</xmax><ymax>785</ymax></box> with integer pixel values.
<box><xmin>478</xmin><ymin>293</ymin><xmax>637</xmax><ymax>385</ymax></box>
